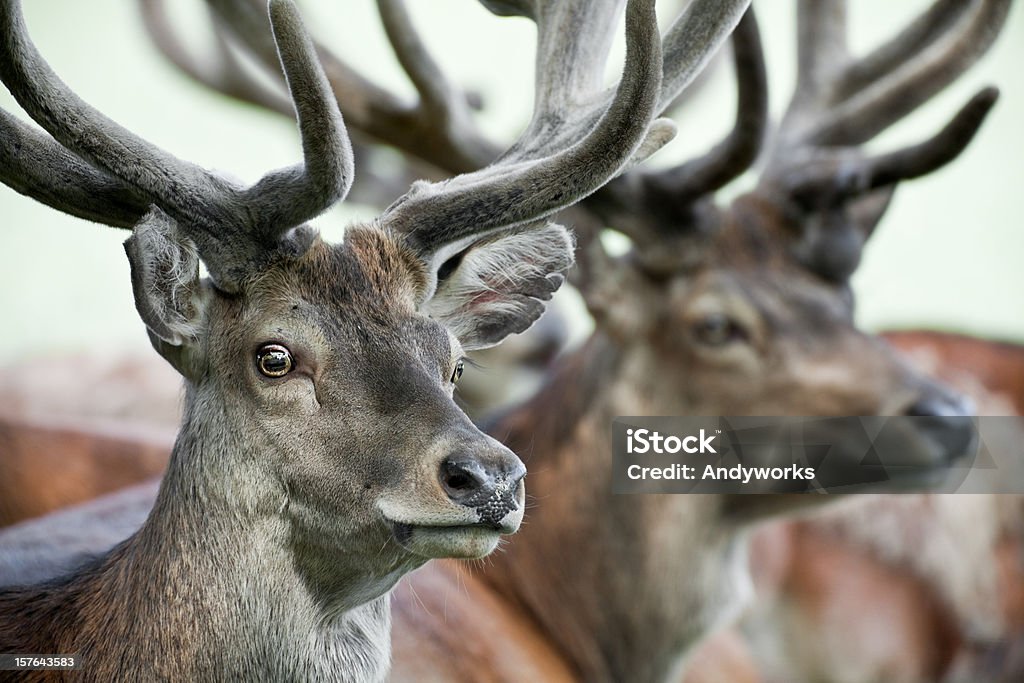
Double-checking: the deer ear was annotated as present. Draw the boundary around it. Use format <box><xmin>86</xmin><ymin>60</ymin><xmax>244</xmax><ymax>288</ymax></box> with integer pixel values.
<box><xmin>847</xmin><ymin>186</ymin><xmax>896</xmax><ymax>239</ymax></box>
<box><xmin>124</xmin><ymin>207</ymin><xmax>206</xmax><ymax>360</ymax></box>
<box><xmin>422</xmin><ymin>223</ymin><xmax>574</xmax><ymax>350</ymax></box>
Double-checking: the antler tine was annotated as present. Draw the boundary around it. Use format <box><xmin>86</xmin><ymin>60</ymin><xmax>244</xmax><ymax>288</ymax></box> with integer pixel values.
<box><xmin>241</xmin><ymin>0</ymin><xmax>353</xmax><ymax>238</ymax></box>
<box><xmin>385</xmin><ymin>0</ymin><xmax>665</xmax><ymax>263</ymax></box>
<box><xmin>500</xmin><ymin>0</ymin><xmax>751</xmax><ymax>165</ymax></box>
<box><xmin>511</xmin><ymin>0</ymin><xmax>628</xmax><ymax>157</ymax></box>
<box><xmin>0</xmin><ymin>110</ymin><xmax>150</xmax><ymax>227</ymax></box>
<box><xmin>376</xmin><ymin>0</ymin><xmax>485</xmax><ymax>148</ymax></box>
<box><xmin>210</xmin><ymin>0</ymin><xmax>499</xmax><ymax>173</ymax></box>
<box><xmin>786</xmin><ymin>87</ymin><xmax>999</xmax><ymax>209</ymax></box>
<box><xmin>837</xmin><ymin>0</ymin><xmax>970</xmax><ymax>98</ymax></box>
<box><xmin>575</xmin><ymin>4</ymin><xmax>764</xmax><ymax>251</ymax></box>
<box><xmin>644</xmin><ymin>7</ymin><xmax>767</xmax><ymax>206</ymax></box>
<box><xmin>658</xmin><ymin>0</ymin><xmax>751</xmax><ymax>112</ymax></box>
<box><xmin>793</xmin><ymin>0</ymin><xmax>848</xmax><ymax>99</ymax></box>
<box><xmin>138</xmin><ymin>0</ymin><xmax>294</xmax><ymax>117</ymax></box>
<box><xmin>806</xmin><ymin>0</ymin><xmax>1011</xmax><ymax>146</ymax></box>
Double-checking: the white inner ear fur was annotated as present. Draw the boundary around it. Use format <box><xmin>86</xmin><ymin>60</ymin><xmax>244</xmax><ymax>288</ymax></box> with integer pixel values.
<box><xmin>124</xmin><ymin>207</ymin><xmax>203</xmax><ymax>346</ymax></box>
<box><xmin>422</xmin><ymin>223</ymin><xmax>574</xmax><ymax>350</ymax></box>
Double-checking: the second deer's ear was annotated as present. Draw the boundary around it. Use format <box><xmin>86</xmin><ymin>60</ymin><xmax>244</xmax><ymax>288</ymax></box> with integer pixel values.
<box><xmin>846</xmin><ymin>186</ymin><xmax>895</xmax><ymax>240</ymax></box>
<box><xmin>421</xmin><ymin>223</ymin><xmax>574</xmax><ymax>350</ymax></box>
<box><xmin>124</xmin><ymin>207</ymin><xmax>208</xmax><ymax>372</ymax></box>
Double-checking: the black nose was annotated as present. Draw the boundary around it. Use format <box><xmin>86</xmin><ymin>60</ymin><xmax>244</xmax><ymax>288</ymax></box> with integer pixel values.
<box><xmin>904</xmin><ymin>392</ymin><xmax>976</xmax><ymax>463</ymax></box>
<box><xmin>439</xmin><ymin>453</ymin><xmax>526</xmax><ymax>522</ymax></box>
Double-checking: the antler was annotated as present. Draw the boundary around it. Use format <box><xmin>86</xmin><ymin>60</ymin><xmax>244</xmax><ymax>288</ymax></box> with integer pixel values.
<box><xmin>138</xmin><ymin>0</ymin><xmax>293</xmax><ymax>117</ymax></box>
<box><xmin>205</xmin><ymin>0</ymin><xmax>500</xmax><ymax>173</ymax></box>
<box><xmin>5</xmin><ymin>0</ymin><xmax>673</xmax><ymax>300</ymax></box>
<box><xmin>382</xmin><ymin>0</ymin><xmax>671</xmax><ymax>269</ymax></box>
<box><xmin>0</xmin><ymin>0</ymin><xmax>352</xmax><ymax>291</ymax></box>
<box><xmin>169</xmin><ymin>0</ymin><xmax>747</xmax><ymax>180</ymax></box>
<box><xmin>589</xmin><ymin>0</ymin><xmax>1007</xmax><ymax>252</ymax></box>
<box><xmin>584</xmin><ymin>5</ymin><xmax>767</xmax><ymax>244</ymax></box>
<box><xmin>386</xmin><ymin>0</ymin><xmax>746</xmax><ymax>265</ymax></box>
<box><xmin>765</xmin><ymin>0</ymin><xmax>1011</xmax><ymax>208</ymax></box>
<box><xmin>0</xmin><ymin>110</ymin><xmax>150</xmax><ymax>227</ymax></box>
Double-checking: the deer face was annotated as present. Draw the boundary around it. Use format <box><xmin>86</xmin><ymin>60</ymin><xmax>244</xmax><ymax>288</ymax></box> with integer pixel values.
<box><xmin>588</xmin><ymin>194</ymin><xmax>972</xmax><ymax>501</ymax></box>
<box><xmin>130</xmin><ymin>221</ymin><xmax>584</xmax><ymax>566</ymax></box>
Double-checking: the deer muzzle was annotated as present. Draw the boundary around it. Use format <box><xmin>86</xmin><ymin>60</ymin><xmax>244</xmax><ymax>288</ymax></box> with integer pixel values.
<box><xmin>439</xmin><ymin>452</ymin><xmax>526</xmax><ymax>529</ymax></box>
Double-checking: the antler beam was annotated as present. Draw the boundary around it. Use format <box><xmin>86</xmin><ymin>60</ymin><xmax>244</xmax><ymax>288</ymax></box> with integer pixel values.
<box><xmin>386</xmin><ymin>0</ymin><xmax>668</xmax><ymax>260</ymax></box>
<box><xmin>0</xmin><ymin>110</ymin><xmax>149</xmax><ymax>227</ymax></box>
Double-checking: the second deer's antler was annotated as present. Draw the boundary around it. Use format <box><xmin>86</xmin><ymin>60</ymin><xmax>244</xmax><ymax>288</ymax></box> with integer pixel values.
<box><xmin>762</xmin><ymin>0</ymin><xmax>1010</xmax><ymax>211</ymax></box>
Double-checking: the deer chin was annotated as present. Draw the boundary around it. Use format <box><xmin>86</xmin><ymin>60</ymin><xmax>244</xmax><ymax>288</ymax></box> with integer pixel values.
<box><xmin>389</xmin><ymin>521</ymin><xmax>508</xmax><ymax>559</ymax></box>
<box><xmin>378</xmin><ymin>491</ymin><xmax>526</xmax><ymax>559</ymax></box>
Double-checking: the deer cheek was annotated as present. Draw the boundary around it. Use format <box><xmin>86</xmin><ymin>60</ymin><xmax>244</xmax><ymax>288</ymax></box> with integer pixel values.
<box><xmin>258</xmin><ymin>374</ymin><xmax>321</xmax><ymax>414</ymax></box>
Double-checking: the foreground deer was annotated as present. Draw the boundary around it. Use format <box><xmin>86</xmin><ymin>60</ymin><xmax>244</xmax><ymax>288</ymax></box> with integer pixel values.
<box><xmin>0</xmin><ymin>0</ymin><xmax>673</xmax><ymax>677</ymax></box>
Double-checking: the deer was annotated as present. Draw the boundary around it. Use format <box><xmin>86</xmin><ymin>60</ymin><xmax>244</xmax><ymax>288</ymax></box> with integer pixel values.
<box><xmin>0</xmin><ymin>0</ymin><xmax>678</xmax><ymax>678</ymax></box>
<box><xmin>0</xmin><ymin>0</ymin><xmax>1014</xmax><ymax>681</ymax></box>
<box><xmin>374</xmin><ymin>1</ymin><xmax>1011</xmax><ymax>681</ymax></box>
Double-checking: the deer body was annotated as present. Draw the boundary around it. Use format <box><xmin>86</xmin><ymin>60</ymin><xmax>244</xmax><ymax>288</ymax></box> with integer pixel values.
<box><xmin>378</xmin><ymin>0</ymin><xmax>1014</xmax><ymax>664</ymax></box>
<box><xmin>1</xmin><ymin>454</ymin><xmax>395</xmax><ymax>681</ymax></box>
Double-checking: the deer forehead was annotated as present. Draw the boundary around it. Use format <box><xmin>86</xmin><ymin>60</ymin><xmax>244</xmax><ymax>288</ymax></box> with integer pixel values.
<box><xmin>231</xmin><ymin>228</ymin><xmax>425</xmax><ymax>321</ymax></box>
<box><xmin>203</xmin><ymin>228</ymin><xmax>456</xmax><ymax>368</ymax></box>
<box><xmin>672</xmin><ymin>260</ymin><xmax>852</xmax><ymax>332</ymax></box>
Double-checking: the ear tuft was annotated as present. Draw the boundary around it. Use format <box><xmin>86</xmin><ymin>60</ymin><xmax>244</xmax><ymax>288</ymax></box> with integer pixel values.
<box><xmin>124</xmin><ymin>207</ymin><xmax>204</xmax><ymax>346</ymax></box>
<box><xmin>422</xmin><ymin>223</ymin><xmax>574</xmax><ymax>350</ymax></box>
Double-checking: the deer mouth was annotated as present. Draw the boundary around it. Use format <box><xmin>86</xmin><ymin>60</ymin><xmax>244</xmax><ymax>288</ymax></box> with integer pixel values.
<box><xmin>808</xmin><ymin>415</ymin><xmax>978</xmax><ymax>493</ymax></box>
<box><xmin>389</xmin><ymin>520</ymin><xmax>514</xmax><ymax>560</ymax></box>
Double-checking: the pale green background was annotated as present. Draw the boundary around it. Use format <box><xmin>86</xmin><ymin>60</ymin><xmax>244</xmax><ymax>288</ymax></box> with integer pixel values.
<box><xmin>1</xmin><ymin>0</ymin><xmax>1022</xmax><ymax>360</ymax></box>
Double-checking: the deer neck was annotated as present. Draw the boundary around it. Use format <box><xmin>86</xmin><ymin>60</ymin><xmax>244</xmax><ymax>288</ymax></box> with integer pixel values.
<box><xmin>481</xmin><ymin>334</ymin><xmax>752</xmax><ymax>683</ymax></box>
<box><xmin>5</xmin><ymin>387</ymin><xmax>399</xmax><ymax>682</ymax></box>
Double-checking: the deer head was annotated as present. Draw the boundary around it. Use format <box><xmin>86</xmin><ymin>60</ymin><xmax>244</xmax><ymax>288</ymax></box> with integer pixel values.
<box><xmin>0</xmin><ymin>0</ymin><xmax>671</xmax><ymax>676</ymax></box>
<box><xmin>572</xmin><ymin>1</ymin><xmax>1009</xmax><ymax>515</ymax></box>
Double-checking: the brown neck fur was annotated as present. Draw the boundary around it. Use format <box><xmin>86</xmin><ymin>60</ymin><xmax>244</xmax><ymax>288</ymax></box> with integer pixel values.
<box><xmin>0</xmin><ymin>394</ymin><xmax>396</xmax><ymax>682</ymax></box>
<box><xmin>478</xmin><ymin>336</ymin><xmax>748</xmax><ymax>683</ymax></box>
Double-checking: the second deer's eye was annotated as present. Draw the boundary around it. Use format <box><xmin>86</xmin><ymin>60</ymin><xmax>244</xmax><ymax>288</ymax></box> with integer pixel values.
<box><xmin>450</xmin><ymin>359</ymin><xmax>465</xmax><ymax>384</ymax></box>
<box><xmin>257</xmin><ymin>344</ymin><xmax>293</xmax><ymax>377</ymax></box>
<box><xmin>692</xmin><ymin>314</ymin><xmax>746</xmax><ymax>347</ymax></box>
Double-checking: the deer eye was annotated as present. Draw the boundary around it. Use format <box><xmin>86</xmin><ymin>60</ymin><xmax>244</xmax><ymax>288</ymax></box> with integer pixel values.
<box><xmin>450</xmin><ymin>359</ymin><xmax>465</xmax><ymax>384</ymax></box>
<box><xmin>256</xmin><ymin>344</ymin><xmax>293</xmax><ymax>377</ymax></box>
<box><xmin>692</xmin><ymin>314</ymin><xmax>746</xmax><ymax>347</ymax></box>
